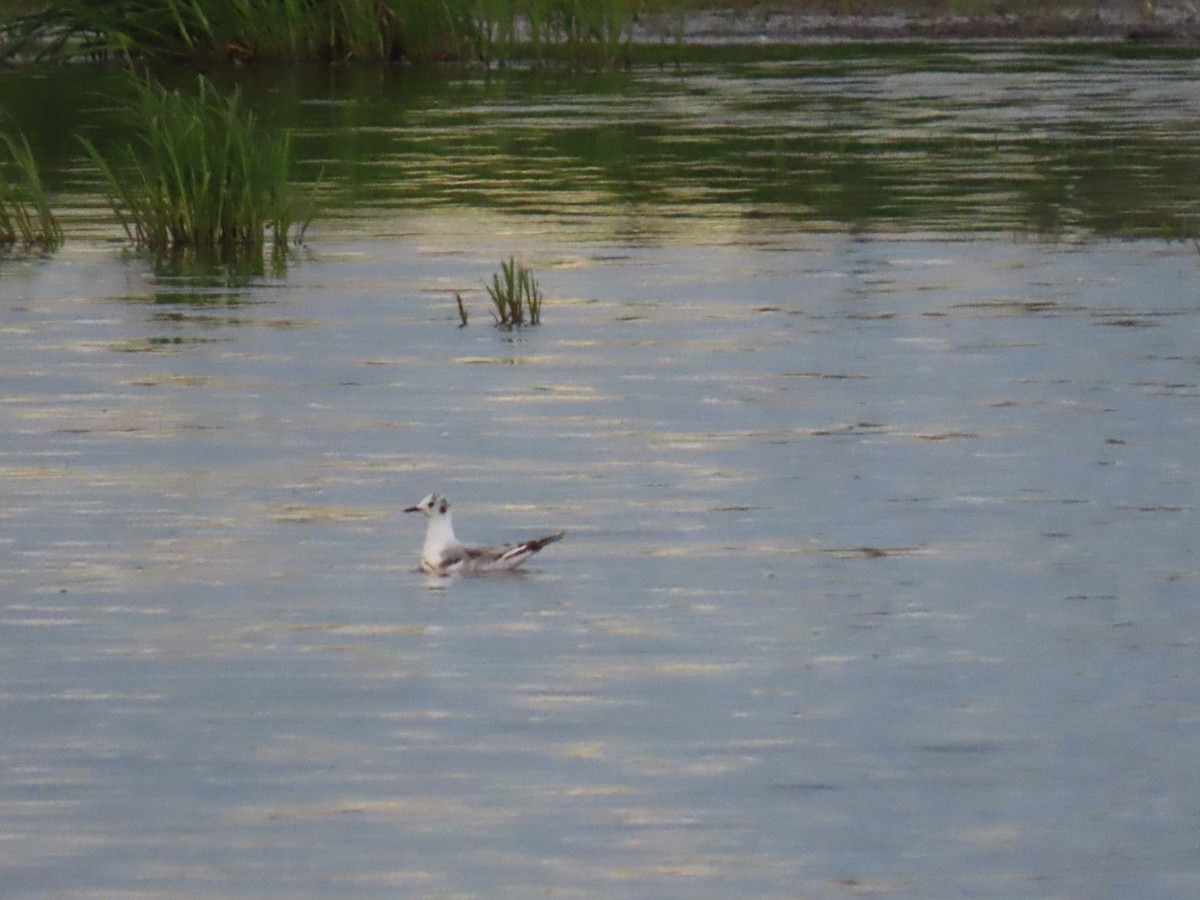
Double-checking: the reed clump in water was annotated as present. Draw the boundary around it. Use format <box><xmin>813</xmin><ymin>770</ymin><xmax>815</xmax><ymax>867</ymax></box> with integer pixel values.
<box><xmin>487</xmin><ymin>256</ymin><xmax>543</xmax><ymax>328</ymax></box>
<box><xmin>78</xmin><ymin>72</ymin><xmax>311</xmax><ymax>255</ymax></box>
<box><xmin>0</xmin><ymin>127</ymin><xmax>62</xmax><ymax>248</ymax></box>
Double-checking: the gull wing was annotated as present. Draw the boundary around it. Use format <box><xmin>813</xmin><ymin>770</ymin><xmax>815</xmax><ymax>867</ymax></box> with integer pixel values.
<box><xmin>496</xmin><ymin>531</ymin><xmax>566</xmax><ymax>565</ymax></box>
<box><xmin>426</xmin><ymin>532</ymin><xmax>566</xmax><ymax>575</ymax></box>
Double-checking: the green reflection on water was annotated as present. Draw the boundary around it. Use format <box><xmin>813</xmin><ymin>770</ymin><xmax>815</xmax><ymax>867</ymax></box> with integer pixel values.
<box><xmin>3</xmin><ymin>43</ymin><xmax>1200</xmax><ymax>243</ymax></box>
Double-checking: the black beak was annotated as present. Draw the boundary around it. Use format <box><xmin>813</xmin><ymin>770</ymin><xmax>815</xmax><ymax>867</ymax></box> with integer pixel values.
<box><xmin>404</xmin><ymin>505</ymin><xmax>420</xmax><ymax>513</ymax></box>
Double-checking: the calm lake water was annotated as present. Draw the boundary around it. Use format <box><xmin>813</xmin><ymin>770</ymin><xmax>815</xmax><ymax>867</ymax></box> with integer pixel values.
<box><xmin>2</xmin><ymin>45</ymin><xmax>1200</xmax><ymax>898</ymax></box>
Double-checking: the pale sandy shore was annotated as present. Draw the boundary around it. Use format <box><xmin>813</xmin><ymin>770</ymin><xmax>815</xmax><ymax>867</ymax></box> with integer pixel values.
<box><xmin>631</xmin><ymin>2</ymin><xmax>1200</xmax><ymax>43</ymax></box>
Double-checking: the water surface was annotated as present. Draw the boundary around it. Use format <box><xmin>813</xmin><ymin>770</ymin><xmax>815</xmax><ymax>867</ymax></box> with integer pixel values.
<box><xmin>2</xmin><ymin>46</ymin><xmax>1199</xmax><ymax>898</ymax></box>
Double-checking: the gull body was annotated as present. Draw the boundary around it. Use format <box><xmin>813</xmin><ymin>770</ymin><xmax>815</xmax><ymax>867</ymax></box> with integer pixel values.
<box><xmin>404</xmin><ymin>494</ymin><xmax>564</xmax><ymax>576</ymax></box>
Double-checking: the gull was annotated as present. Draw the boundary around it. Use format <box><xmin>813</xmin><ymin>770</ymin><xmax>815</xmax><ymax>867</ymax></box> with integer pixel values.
<box><xmin>404</xmin><ymin>493</ymin><xmax>565</xmax><ymax>576</ymax></box>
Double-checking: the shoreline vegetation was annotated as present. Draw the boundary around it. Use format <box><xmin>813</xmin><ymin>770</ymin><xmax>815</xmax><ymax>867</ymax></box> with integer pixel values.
<box><xmin>1</xmin><ymin>2</ymin><xmax>1198</xmax><ymax>258</ymax></box>
<box><xmin>0</xmin><ymin>2</ymin><xmax>1198</xmax><ymax>68</ymax></box>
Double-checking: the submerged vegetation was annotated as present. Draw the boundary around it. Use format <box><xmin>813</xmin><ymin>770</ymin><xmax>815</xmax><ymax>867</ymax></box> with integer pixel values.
<box><xmin>0</xmin><ymin>126</ymin><xmax>62</xmax><ymax>247</ymax></box>
<box><xmin>78</xmin><ymin>72</ymin><xmax>310</xmax><ymax>254</ymax></box>
<box><xmin>487</xmin><ymin>257</ymin><xmax>544</xmax><ymax>327</ymax></box>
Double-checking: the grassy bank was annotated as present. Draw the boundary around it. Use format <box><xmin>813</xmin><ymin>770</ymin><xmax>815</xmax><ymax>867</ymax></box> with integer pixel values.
<box><xmin>0</xmin><ymin>0</ymin><xmax>633</xmax><ymax>64</ymax></box>
<box><xmin>0</xmin><ymin>1</ymin><xmax>1192</xmax><ymax>67</ymax></box>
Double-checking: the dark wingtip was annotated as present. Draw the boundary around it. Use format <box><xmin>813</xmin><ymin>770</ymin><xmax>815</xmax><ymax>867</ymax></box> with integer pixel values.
<box><xmin>529</xmin><ymin>531</ymin><xmax>566</xmax><ymax>551</ymax></box>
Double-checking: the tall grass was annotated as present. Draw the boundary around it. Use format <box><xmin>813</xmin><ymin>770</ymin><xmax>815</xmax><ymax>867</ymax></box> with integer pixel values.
<box><xmin>0</xmin><ymin>0</ymin><xmax>635</xmax><ymax>64</ymax></box>
<box><xmin>0</xmin><ymin>127</ymin><xmax>62</xmax><ymax>247</ymax></box>
<box><xmin>78</xmin><ymin>72</ymin><xmax>310</xmax><ymax>253</ymax></box>
<box><xmin>451</xmin><ymin>0</ymin><xmax>633</xmax><ymax>63</ymax></box>
<box><xmin>0</xmin><ymin>0</ymin><xmax>402</xmax><ymax>63</ymax></box>
<box><xmin>153</xmin><ymin>0</ymin><xmax>402</xmax><ymax>61</ymax></box>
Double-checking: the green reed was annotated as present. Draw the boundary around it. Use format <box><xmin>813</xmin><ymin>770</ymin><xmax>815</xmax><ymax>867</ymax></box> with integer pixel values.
<box><xmin>0</xmin><ymin>0</ymin><xmax>635</xmax><ymax>64</ymax></box>
<box><xmin>487</xmin><ymin>256</ymin><xmax>543</xmax><ymax>327</ymax></box>
<box><xmin>0</xmin><ymin>0</ymin><xmax>402</xmax><ymax>63</ymax></box>
<box><xmin>78</xmin><ymin>72</ymin><xmax>309</xmax><ymax>253</ymax></box>
<box><xmin>0</xmin><ymin>127</ymin><xmax>62</xmax><ymax>247</ymax></box>
<box><xmin>154</xmin><ymin>0</ymin><xmax>402</xmax><ymax>62</ymax></box>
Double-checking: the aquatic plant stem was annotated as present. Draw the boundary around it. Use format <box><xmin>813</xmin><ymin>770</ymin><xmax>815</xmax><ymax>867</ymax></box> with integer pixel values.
<box><xmin>0</xmin><ymin>127</ymin><xmax>62</xmax><ymax>247</ymax></box>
